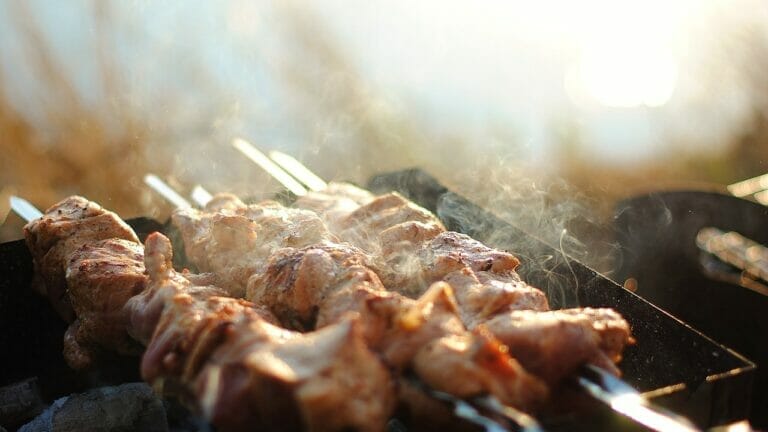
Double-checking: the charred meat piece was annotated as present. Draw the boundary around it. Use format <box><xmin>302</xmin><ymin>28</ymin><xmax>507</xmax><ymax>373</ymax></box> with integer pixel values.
<box><xmin>247</xmin><ymin>242</ymin><xmax>378</xmax><ymax>331</ymax></box>
<box><xmin>23</xmin><ymin>196</ymin><xmax>140</xmax><ymax>321</ymax></box>
<box><xmin>379</xmin><ymin>231</ymin><xmax>548</xmax><ymax>321</ymax></box>
<box><xmin>195</xmin><ymin>314</ymin><xmax>394</xmax><ymax>432</ymax></box>
<box><xmin>414</xmin><ymin>326</ymin><xmax>548</xmax><ymax>412</ymax></box>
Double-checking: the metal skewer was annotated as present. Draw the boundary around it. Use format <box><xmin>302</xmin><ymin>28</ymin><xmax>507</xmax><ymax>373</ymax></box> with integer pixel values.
<box><xmin>268</xmin><ymin>151</ymin><xmax>327</xmax><ymax>192</ymax></box>
<box><xmin>232</xmin><ymin>138</ymin><xmax>308</xmax><ymax>196</ymax></box>
<box><xmin>144</xmin><ymin>174</ymin><xmax>192</xmax><ymax>209</ymax></box>
<box><xmin>9</xmin><ymin>196</ymin><xmax>43</xmax><ymax>222</ymax></box>
<box><xmin>577</xmin><ymin>365</ymin><xmax>699</xmax><ymax>432</ymax></box>
<box><xmin>191</xmin><ymin>185</ymin><xmax>213</xmax><ymax>208</ymax></box>
<box><xmin>696</xmin><ymin>227</ymin><xmax>768</xmax><ymax>297</ymax></box>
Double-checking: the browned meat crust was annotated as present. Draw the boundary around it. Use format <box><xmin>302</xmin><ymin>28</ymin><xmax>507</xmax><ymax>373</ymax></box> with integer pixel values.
<box><xmin>247</xmin><ymin>243</ymin><xmax>548</xmax><ymax>411</ymax></box>
<box><xmin>24</xmin><ymin>196</ymin><xmax>139</xmax><ymax>321</ymax></box>
<box><xmin>63</xmin><ymin>238</ymin><xmax>147</xmax><ymax>368</ymax></box>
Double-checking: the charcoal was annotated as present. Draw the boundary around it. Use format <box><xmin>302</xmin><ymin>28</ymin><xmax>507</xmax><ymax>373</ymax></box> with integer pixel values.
<box><xmin>0</xmin><ymin>378</ymin><xmax>44</xmax><ymax>429</ymax></box>
<box><xmin>19</xmin><ymin>382</ymin><xmax>167</xmax><ymax>432</ymax></box>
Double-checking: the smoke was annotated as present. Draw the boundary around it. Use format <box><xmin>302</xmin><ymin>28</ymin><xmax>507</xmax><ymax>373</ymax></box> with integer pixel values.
<box><xmin>432</xmin><ymin>158</ymin><xmax>615</xmax><ymax>308</ymax></box>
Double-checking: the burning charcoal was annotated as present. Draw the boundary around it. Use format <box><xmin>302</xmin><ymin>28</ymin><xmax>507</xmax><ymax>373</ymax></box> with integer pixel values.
<box><xmin>0</xmin><ymin>378</ymin><xmax>45</xmax><ymax>429</ymax></box>
<box><xmin>19</xmin><ymin>383</ymin><xmax>167</xmax><ymax>432</ymax></box>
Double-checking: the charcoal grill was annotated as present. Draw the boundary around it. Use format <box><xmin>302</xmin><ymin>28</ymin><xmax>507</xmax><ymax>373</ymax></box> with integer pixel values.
<box><xmin>0</xmin><ymin>169</ymin><xmax>756</xmax><ymax>431</ymax></box>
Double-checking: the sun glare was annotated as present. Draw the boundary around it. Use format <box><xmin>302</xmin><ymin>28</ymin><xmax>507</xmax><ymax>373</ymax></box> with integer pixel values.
<box><xmin>567</xmin><ymin>0</ymin><xmax>685</xmax><ymax>108</ymax></box>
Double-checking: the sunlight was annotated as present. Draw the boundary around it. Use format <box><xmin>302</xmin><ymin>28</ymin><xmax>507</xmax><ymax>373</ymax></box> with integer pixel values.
<box><xmin>567</xmin><ymin>0</ymin><xmax>687</xmax><ymax>108</ymax></box>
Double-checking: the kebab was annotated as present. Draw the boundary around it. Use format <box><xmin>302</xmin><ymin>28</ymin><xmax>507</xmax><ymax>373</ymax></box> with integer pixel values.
<box><xmin>170</xmin><ymin>196</ymin><xmax>549</xmax><ymax>411</ymax></box>
<box><xmin>270</xmin><ymin>151</ymin><xmax>629</xmax><ymax>373</ymax></box>
<box><xmin>195</xmin><ymin>146</ymin><xmax>633</xmax><ymax>386</ymax></box>
<box><xmin>21</xmin><ymin>195</ymin><xmax>396</xmax><ymax>431</ymax></box>
<box><xmin>19</xmin><ymin>193</ymin><xmax>549</xmax><ymax>430</ymax></box>
<box><xmin>292</xmin><ymin>182</ymin><xmax>632</xmax><ymax>381</ymax></box>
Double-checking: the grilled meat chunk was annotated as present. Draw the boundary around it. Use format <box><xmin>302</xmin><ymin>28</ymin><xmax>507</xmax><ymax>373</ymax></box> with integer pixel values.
<box><xmin>331</xmin><ymin>192</ymin><xmax>445</xmax><ymax>253</ymax></box>
<box><xmin>63</xmin><ymin>238</ymin><xmax>147</xmax><ymax>369</ymax></box>
<box><xmin>23</xmin><ymin>196</ymin><xmax>140</xmax><ymax>321</ymax></box>
<box><xmin>484</xmin><ymin>309</ymin><xmax>632</xmax><ymax>383</ymax></box>
<box><xmin>172</xmin><ymin>201</ymin><xmax>334</xmax><ymax>296</ymax></box>
<box><xmin>195</xmin><ymin>315</ymin><xmax>394</xmax><ymax>432</ymax></box>
<box><xmin>294</xmin><ymin>182</ymin><xmax>375</xmax><ymax>230</ymax></box>
<box><xmin>247</xmin><ymin>242</ymin><xmax>377</xmax><ymax>330</ymax></box>
<box><xmin>414</xmin><ymin>327</ymin><xmax>547</xmax><ymax>411</ymax></box>
<box><xmin>378</xmin><ymin>231</ymin><xmax>548</xmax><ymax>321</ymax></box>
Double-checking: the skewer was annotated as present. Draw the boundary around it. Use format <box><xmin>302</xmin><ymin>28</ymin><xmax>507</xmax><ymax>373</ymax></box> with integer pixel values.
<box><xmin>247</xmin><ymin>149</ymin><xmax>703</xmax><ymax>432</ymax></box>
<box><xmin>404</xmin><ymin>375</ymin><xmax>526</xmax><ymax>432</ymax></box>
<box><xmin>696</xmin><ymin>227</ymin><xmax>768</xmax><ymax>296</ymax></box>
<box><xmin>232</xmin><ymin>138</ymin><xmax>308</xmax><ymax>196</ymax></box>
<box><xmin>577</xmin><ymin>365</ymin><xmax>699</xmax><ymax>432</ymax></box>
<box><xmin>9</xmin><ymin>196</ymin><xmax>44</xmax><ymax>222</ymax></box>
<box><xmin>268</xmin><ymin>151</ymin><xmax>327</xmax><ymax>192</ymax></box>
<box><xmin>727</xmin><ymin>173</ymin><xmax>768</xmax><ymax>199</ymax></box>
<box><xmin>144</xmin><ymin>174</ymin><xmax>192</xmax><ymax>209</ymax></box>
<box><xmin>190</xmin><ymin>185</ymin><xmax>213</xmax><ymax>208</ymax></box>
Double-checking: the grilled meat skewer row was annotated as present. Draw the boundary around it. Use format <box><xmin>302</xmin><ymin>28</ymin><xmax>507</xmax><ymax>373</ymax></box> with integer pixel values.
<box><xmin>24</xmin><ymin>196</ymin><xmax>395</xmax><ymax>431</ymax></box>
<box><xmin>185</xmin><ymin>190</ymin><xmax>632</xmax><ymax>384</ymax></box>
<box><xmin>172</xmin><ymin>199</ymin><xmax>549</xmax><ymax>411</ymax></box>
<box><xmin>295</xmin><ymin>185</ymin><xmax>633</xmax><ymax>380</ymax></box>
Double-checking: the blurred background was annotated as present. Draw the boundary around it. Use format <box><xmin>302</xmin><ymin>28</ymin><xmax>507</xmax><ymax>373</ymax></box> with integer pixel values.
<box><xmin>2</xmin><ymin>0</ymin><xmax>768</xmax><ymax>271</ymax></box>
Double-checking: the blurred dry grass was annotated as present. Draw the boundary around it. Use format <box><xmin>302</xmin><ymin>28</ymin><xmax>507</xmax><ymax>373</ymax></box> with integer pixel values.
<box><xmin>2</xmin><ymin>1</ymin><xmax>768</xmax><ymax>257</ymax></box>
<box><xmin>0</xmin><ymin>2</ymin><xmax>170</xmax><ymax>240</ymax></box>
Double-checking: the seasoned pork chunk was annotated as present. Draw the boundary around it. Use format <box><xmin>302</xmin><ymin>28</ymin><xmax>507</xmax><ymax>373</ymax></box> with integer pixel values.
<box><xmin>484</xmin><ymin>308</ymin><xmax>633</xmax><ymax>383</ymax></box>
<box><xmin>24</xmin><ymin>196</ymin><xmax>140</xmax><ymax>321</ymax></box>
<box><xmin>294</xmin><ymin>182</ymin><xmax>375</xmax><ymax>230</ymax></box>
<box><xmin>63</xmin><ymin>239</ymin><xmax>147</xmax><ymax>369</ymax></box>
<box><xmin>333</xmin><ymin>192</ymin><xmax>445</xmax><ymax>253</ymax></box>
<box><xmin>172</xmin><ymin>201</ymin><xmax>335</xmax><ymax>296</ymax></box>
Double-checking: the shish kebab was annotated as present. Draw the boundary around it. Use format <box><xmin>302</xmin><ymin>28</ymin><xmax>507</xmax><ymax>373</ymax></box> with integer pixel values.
<box><xmin>208</xmin><ymin>140</ymin><xmax>634</xmax><ymax>384</ymax></box>
<box><xmin>17</xmin><ymin>195</ymin><xmax>396</xmax><ymax>431</ymax></box>
<box><xmin>15</xmin><ymin>194</ymin><xmax>545</xmax><ymax>431</ymax></box>
<box><xmin>143</xmin><ymin>169</ymin><xmax>631</xmax><ymax>416</ymax></box>
<box><xmin>143</xmin><ymin>178</ymin><xmax>552</xmax><ymax>414</ymax></box>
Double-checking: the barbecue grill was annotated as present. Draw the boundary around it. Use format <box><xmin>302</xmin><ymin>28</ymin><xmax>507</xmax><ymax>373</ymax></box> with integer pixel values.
<box><xmin>0</xmin><ymin>168</ymin><xmax>755</xmax><ymax>431</ymax></box>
